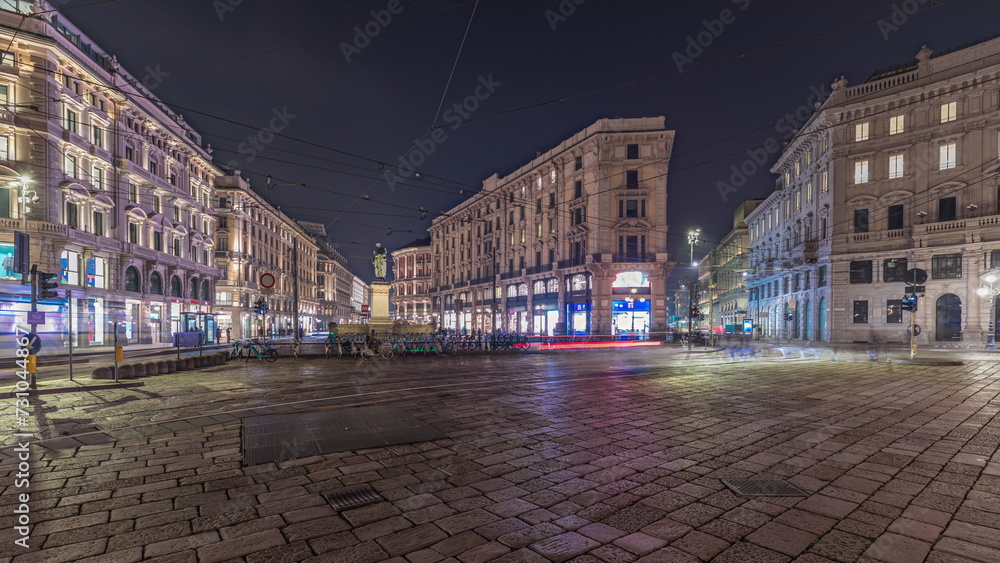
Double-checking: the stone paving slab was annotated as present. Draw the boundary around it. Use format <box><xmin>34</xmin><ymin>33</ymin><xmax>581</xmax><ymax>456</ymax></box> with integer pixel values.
<box><xmin>2</xmin><ymin>351</ymin><xmax>1000</xmax><ymax>560</ymax></box>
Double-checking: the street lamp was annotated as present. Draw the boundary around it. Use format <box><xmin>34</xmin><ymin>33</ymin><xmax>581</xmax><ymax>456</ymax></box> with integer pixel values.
<box><xmin>977</xmin><ymin>272</ymin><xmax>1000</xmax><ymax>350</ymax></box>
<box><xmin>687</xmin><ymin>229</ymin><xmax>701</xmax><ymax>267</ymax></box>
<box><xmin>10</xmin><ymin>176</ymin><xmax>35</xmax><ymax>284</ymax></box>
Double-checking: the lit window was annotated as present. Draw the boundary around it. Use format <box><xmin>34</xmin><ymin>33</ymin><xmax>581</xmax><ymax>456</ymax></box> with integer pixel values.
<box><xmin>940</xmin><ymin>142</ymin><xmax>957</xmax><ymax>170</ymax></box>
<box><xmin>550</xmin><ymin>169</ymin><xmax>556</xmax><ymax>183</ymax></box>
<box><xmin>795</xmin><ymin>191</ymin><xmax>801</xmax><ymax>210</ymax></box>
<box><xmin>806</xmin><ymin>182</ymin><xmax>813</xmax><ymax>202</ymax></box>
<box><xmin>86</xmin><ymin>257</ymin><xmax>106</xmax><ymax>288</ymax></box>
<box><xmin>65</xmin><ymin>154</ymin><xmax>78</xmax><ymax>177</ymax></box>
<box><xmin>941</xmin><ymin>101</ymin><xmax>957</xmax><ymax>123</ymax></box>
<box><xmin>889</xmin><ymin>154</ymin><xmax>904</xmax><ymax>179</ymax></box>
<box><xmin>889</xmin><ymin>115</ymin><xmax>904</xmax><ymax>135</ymax></box>
<box><xmin>855</xmin><ymin>122</ymin><xmax>869</xmax><ymax>141</ymax></box>
<box><xmin>60</xmin><ymin>249</ymin><xmax>80</xmax><ymax>285</ymax></box>
<box><xmin>854</xmin><ymin>160</ymin><xmax>870</xmax><ymax>184</ymax></box>
<box><xmin>821</xmin><ymin>170</ymin><xmax>829</xmax><ymax>193</ymax></box>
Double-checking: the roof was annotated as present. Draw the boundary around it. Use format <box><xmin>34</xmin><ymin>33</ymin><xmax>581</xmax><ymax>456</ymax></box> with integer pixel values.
<box><xmin>395</xmin><ymin>237</ymin><xmax>431</xmax><ymax>251</ymax></box>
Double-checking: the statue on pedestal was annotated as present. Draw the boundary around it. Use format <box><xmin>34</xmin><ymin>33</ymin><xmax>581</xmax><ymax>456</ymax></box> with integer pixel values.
<box><xmin>373</xmin><ymin>242</ymin><xmax>388</xmax><ymax>281</ymax></box>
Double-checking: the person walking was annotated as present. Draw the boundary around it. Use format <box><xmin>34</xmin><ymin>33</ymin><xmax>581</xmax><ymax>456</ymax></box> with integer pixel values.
<box><xmin>226</xmin><ymin>326</ymin><xmax>232</xmax><ymax>343</ymax></box>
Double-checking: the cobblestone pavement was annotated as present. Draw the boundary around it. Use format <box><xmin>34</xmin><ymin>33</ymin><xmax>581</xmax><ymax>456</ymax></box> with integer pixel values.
<box><xmin>2</xmin><ymin>348</ymin><xmax>1000</xmax><ymax>562</ymax></box>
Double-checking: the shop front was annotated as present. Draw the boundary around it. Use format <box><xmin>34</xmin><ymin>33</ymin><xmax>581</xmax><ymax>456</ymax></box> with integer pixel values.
<box><xmin>532</xmin><ymin>302</ymin><xmax>559</xmax><ymax>336</ymax></box>
<box><xmin>566</xmin><ymin>302</ymin><xmax>591</xmax><ymax>335</ymax></box>
<box><xmin>612</xmin><ymin>298</ymin><xmax>650</xmax><ymax>338</ymax></box>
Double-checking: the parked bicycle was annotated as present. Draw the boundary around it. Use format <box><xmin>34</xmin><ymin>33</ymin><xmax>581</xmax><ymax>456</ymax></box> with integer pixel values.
<box><xmin>243</xmin><ymin>338</ymin><xmax>278</xmax><ymax>362</ymax></box>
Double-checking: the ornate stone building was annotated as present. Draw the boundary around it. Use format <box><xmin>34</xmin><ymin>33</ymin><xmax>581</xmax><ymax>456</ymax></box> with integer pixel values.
<box><xmin>429</xmin><ymin>117</ymin><xmax>675</xmax><ymax>336</ymax></box>
<box><xmin>391</xmin><ymin>237</ymin><xmax>432</xmax><ymax>323</ymax></box>
<box><xmin>213</xmin><ymin>175</ymin><xmax>319</xmax><ymax>339</ymax></box>
<box><xmin>698</xmin><ymin>200</ymin><xmax>762</xmax><ymax>334</ymax></box>
<box><xmin>0</xmin><ymin>1</ymin><xmax>222</xmax><ymax>347</ymax></box>
<box><xmin>747</xmin><ymin>38</ymin><xmax>1000</xmax><ymax>345</ymax></box>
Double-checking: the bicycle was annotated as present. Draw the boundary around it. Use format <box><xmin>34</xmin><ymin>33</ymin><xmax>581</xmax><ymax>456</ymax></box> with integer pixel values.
<box><xmin>324</xmin><ymin>335</ymin><xmax>341</xmax><ymax>359</ymax></box>
<box><xmin>245</xmin><ymin>339</ymin><xmax>278</xmax><ymax>362</ymax></box>
<box><xmin>229</xmin><ymin>339</ymin><xmax>249</xmax><ymax>360</ymax></box>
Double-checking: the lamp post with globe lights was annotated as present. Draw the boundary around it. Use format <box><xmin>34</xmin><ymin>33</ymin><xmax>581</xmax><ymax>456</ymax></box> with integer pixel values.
<box><xmin>977</xmin><ymin>271</ymin><xmax>1000</xmax><ymax>349</ymax></box>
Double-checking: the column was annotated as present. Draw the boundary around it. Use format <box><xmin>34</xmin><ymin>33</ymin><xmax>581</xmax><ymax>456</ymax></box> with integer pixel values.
<box><xmin>964</xmin><ymin>247</ymin><xmax>984</xmax><ymax>343</ymax></box>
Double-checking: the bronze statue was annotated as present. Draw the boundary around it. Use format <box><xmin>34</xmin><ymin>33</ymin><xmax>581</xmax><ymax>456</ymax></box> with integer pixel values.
<box><xmin>373</xmin><ymin>242</ymin><xmax>388</xmax><ymax>280</ymax></box>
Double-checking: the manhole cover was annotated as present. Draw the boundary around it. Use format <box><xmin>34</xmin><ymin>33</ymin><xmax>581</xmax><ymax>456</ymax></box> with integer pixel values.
<box><xmin>721</xmin><ymin>479</ymin><xmax>808</xmax><ymax>497</ymax></box>
<box><xmin>241</xmin><ymin>405</ymin><xmax>445</xmax><ymax>465</ymax></box>
<box><xmin>324</xmin><ymin>485</ymin><xmax>383</xmax><ymax>511</ymax></box>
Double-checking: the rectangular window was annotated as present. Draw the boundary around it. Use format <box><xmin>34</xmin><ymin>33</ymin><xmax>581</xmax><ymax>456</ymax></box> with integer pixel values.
<box><xmin>939</xmin><ymin>196</ymin><xmax>956</xmax><ymax>222</ymax></box>
<box><xmin>883</xmin><ymin>258</ymin><xmax>907</xmax><ymax>282</ymax></box>
<box><xmin>850</xmin><ymin>260</ymin><xmax>873</xmax><ymax>284</ymax></box>
<box><xmin>931</xmin><ymin>253</ymin><xmax>962</xmax><ymax>279</ymax></box>
<box><xmin>889</xmin><ymin>115</ymin><xmax>905</xmax><ymax>135</ymax></box>
<box><xmin>991</xmin><ymin>249</ymin><xmax>1000</xmax><ymax>269</ymax></box>
<box><xmin>60</xmin><ymin>250</ymin><xmax>79</xmax><ymax>285</ymax></box>
<box><xmin>574</xmin><ymin>180</ymin><xmax>582</xmax><ymax>199</ymax></box>
<box><xmin>0</xmin><ymin>84</ymin><xmax>7</xmax><ymax>108</ymax></box>
<box><xmin>795</xmin><ymin>191</ymin><xmax>801</xmax><ymax>210</ymax></box>
<box><xmin>0</xmin><ymin>135</ymin><xmax>9</xmax><ymax>161</ymax></box>
<box><xmin>66</xmin><ymin>109</ymin><xmax>78</xmax><ymax>134</ymax></box>
<box><xmin>549</xmin><ymin>217</ymin><xmax>556</xmax><ymax>233</ymax></box>
<box><xmin>574</xmin><ymin>155</ymin><xmax>582</xmax><ymax>170</ymax></box>
<box><xmin>125</xmin><ymin>146</ymin><xmax>134</xmax><ymax>161</ymax></box>
<box><xmin>887</xmin><ymin>204</ymin><xmax>904</xmax><ymax>230</ymax></box>
<box><xmin>173</xmin><ymin>205</ymin><xmax>180</xmax><ymax>221</ymax></box>
<box><xmin>154</xmin><ymin>231</ymin><xmax>163</xmax><ymax>251</ymax></box>
<box><xmin>854</xmin><ymin>160</ymin><xmax>869</xmax><ymax>184</ymax></box>
<box><xmin>855</xmin><ymin>122</ymin><xmax>869</xmax><ymax>141</ymax></box>
<box><xmin>886</xmin><ymin>299</ymin><xmax>903</xmax><ymax>323</ymax></box>
<box><xmin>92</xmin><ymin>166</ymin><xmax>103</xmax><ymax>189</ymax></box>
<box><xmin>86</xmin><ymin>257</ymin><xmax>106</xmax><ymax>289</ymax></box>
<box><xmin>65</xmin><ymin>200</ymin><xmax>78</xmax><ymax>228</ymax></box>
<box><xmin>128</xmin><ymin>183</ymin><xmax>137</xmax><ymax>202</ymax></box>
<box><xmin>818</xmin><ymin>265</ymin><xmax>827</xmax><ymax>287</ymax></box>
<box><xmin>128</xmin><ymin>222</ymin><xmax>138</xmax><ymax>244</ymax></box>
<box><xmin>806</xmin><ymin>182</ymin><xmax>813</xmax><ymax>202</ymax></box>
<box><xmin>624</xmin><ymin>199</ymin><xmax>638</xmax><ymax>218</ymax></box>
<box><xmin>626</xmin><ymin>144</ymin><xmax>639</xmax><ymax>159</ymax></box>
<box><xmin>149</xmin><ymin>160</ymin><xmax>157</xmax><ymax>175</ymax></box>
<box><xmin>92</xmin><ymin>210</ymin><xmax>103</xmax><ymax>236</ymax></box>
<box><xmin>940</xmin><ymin>142</ymin><xmax>957</xmax><ymax>170</ymax></box>
<box><xmin>536</xmin><ymin>198</ymin><xmax>542</xmax><ymax>214</ymax></box>
<box><xmin>153</xmin><ymin>195</ymin><xmax>161</xmax><ymax>213</ymax></box>
<box><xmin>65</xmin><ymin>154</ymin><xmax>78</xmax><ymax>177</ymax></box>
<box><xmin>536</xmin><ymin>222</ymin><xmax>542</xmax><ymax>237</ymax></box>
<box><xmin>548</xmin><ymin>193</ymin><xmax>555</xmax><ymax>208</ymax></box>
<box><xmin>218</xmin><ymin>238</ymin><xmax>228</xmax><ymax>251</ymax></box>
<box><xmin>889</xmin><ymin>153</ymin><xmax>904</xmax><ymax>179</ymax></box>
<box><xmin>821</xmin><ymin>170</ymin><xmax>828</xmax><ymax>193</ymax></box>
<box><xmin>172</xmin><ymin>238</ymin><xmax>181</xmax><ymax>257</ymax></box>
<box><xmin>854</xmin><ymin>209</ymin><xmax>869</xmax><ymax>233</ymax></box>
<box><xmin>853</xmin><ymin>300</ymin><xmax>869</xmax><ymax>324</ymax></box>
<box><xmin>625</xmin><ymin>170</ymin><xmax>638</xmax><ymax>189</ymax></box>
<box><xmin>941</xmin><ymin>101</ymin><xmax>957</xmax><ymax>123</ymax></box>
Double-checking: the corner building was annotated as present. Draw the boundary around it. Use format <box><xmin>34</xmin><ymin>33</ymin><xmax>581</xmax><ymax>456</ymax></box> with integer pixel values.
<box><xmin>430</xmin><ymin>117</ymin><xmax>675</xmax><ymax>336</ymax></box>
<box><xmin>0</xmin><ymin>1</ymin><xmax>222</xmax><ymax>346</ymax></box>
<box><xmin>747</xmin><ymin>38</ymin><xmax>1000</xmax><ymax>346</ymax></box>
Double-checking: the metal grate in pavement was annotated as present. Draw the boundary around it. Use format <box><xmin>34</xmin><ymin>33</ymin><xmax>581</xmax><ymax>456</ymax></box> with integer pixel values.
<box><xmin>241</xmin><ymin>405</ymin><xmax>445</xmax><ymax>466</ymax></box>
<box><xmin>324</xmin><ymin>485</ymin><xmax>383</xmax><ymax>511</ymax></box>
<box><xmin>721</xmin><ymin>478</ymin><xmax>808</xmax><ymax>497</ymax></box>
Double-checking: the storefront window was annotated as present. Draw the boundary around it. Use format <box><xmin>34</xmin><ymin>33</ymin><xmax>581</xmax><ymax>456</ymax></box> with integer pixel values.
<box><xmin>87</xmin><ymin>297</ymin><xmax>104</xmax><ymax>345</ymax></box>
<box><xmin>61</xmin><ymin>250</ymin><xmax>80</xmax><ymax>284</ymax></box>
<box><xmin>86</xmin><ymin>257</ymin><xmax>106</xmax><ymax>288</ymax></box>
<box><xmin>0</xmin><ymin>243</ymin><xmax>17</xmax><ymax>279</ymax></box>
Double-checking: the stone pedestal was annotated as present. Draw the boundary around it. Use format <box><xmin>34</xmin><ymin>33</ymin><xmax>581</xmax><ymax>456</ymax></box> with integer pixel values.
<box><xmin>369</xmin><ymin>281</ymin><xmax>393</xmax><ymax>333</ymax></box>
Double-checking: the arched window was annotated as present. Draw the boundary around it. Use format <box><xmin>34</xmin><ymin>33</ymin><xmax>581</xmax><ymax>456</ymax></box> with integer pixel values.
<box><xmin>124</xmin><ymin>266</ymin><xmax>140</xmax><ymax>292</ymax></box>
<box><xmin>547</xmin><ymin>278</ymin><xmax>559</xmax><ymax>294</ymax></box>
<box><xmin>171</xmin><ymin>276</ymin><xmax>182</xmax><ymax>297</ymax></box>
<box><xmin>150</xmin><ymin>271</ymin><xmax>163</xmax><ymax>295</ymax></box>
<box><xmin>532</xmin><ymin>280</ymin><xmax>546</xmax><ymax>295</ymax></box>
<box><xmin>189</xmin><ymin>277</ymin><xmax>198</xmax><ymax>299</ymax></box>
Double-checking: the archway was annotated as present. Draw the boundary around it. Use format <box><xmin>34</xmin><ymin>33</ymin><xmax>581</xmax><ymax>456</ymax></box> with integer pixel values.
<box><xmin>935</xmin><ymin>294</ymin><xmax>962</xmax><ymax>341</ymax></box>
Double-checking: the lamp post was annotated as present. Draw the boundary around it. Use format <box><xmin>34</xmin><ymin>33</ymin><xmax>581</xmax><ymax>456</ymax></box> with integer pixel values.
<box><xmin>11</xmin><ymin>176</ymin><xmax>35</xmax><ymax>283</ymax></box>
<box><xmin>977</xmin><ymin>272</ymin><xmax>1000</xmax><ymax>350</ymax></box>
<box><xmin>687</xmin><ymin>229</ymin><xmax>701</xmax><ymax>268</ymax></box>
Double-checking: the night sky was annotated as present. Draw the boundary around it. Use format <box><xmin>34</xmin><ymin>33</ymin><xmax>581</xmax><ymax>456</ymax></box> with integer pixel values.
<box><xmin>63</xmin><ymin>0</ymin><xmax>996</xmax><ymax>282</ymax></box>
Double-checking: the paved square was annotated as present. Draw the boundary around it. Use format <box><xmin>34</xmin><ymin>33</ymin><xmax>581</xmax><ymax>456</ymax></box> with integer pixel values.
<box><xmin>2</xmin><ymin>348</ymin><xmax>999</xmax><ymax>561</ymax></box>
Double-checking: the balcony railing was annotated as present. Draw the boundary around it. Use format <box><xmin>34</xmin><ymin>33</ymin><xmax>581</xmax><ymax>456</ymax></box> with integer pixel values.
<box><xmin>557</xmin><ymin>257</ymin><xmax>587</xmax><ymax>269</ymax></box>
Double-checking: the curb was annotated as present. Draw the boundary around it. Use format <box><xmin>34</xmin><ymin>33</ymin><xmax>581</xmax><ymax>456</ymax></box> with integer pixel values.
<box><xmin>5</xmin><ymin>381</ymin><xmax>145</xmax><ymax>397</ymax></box>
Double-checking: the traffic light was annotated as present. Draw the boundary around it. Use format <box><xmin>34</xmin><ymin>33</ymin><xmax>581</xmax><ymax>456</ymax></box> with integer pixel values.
<box><xmin>901</xmin><ymin>294</ymin><xmax>918</xmax><ymax>312</ymax></box>
<box><xmin>690</xmin><ymin>307</ymin><xmax>700</xmax><ymax>318</ymax></box>
<box><xmin>254</xmin><ymin>299</ymin><xmax>268</xmax><ymax>315</ymax></box>
<box><xmin>37</xmin><ymin>271</ymin><xmax>59</xmax><ymax>300</ymax></box>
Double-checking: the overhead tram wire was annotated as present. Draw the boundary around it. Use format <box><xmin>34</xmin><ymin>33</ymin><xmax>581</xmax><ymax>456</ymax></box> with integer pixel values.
<box><xmin>17</xmin><ymin>1</ymin><xmax>950</xmax><ymax>207</ymax></box>
<box><xmin>324</xmin><ymin>0</ymin><xmax>482</xmax><ymax>230</ymax></box>
<box><xmin>426</xmin><ymin>2</ymin><xmax>946</xmax><ymax>131</ymax></box>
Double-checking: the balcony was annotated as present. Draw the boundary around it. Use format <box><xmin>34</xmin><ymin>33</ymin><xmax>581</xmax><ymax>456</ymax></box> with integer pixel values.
<box><xmin>524</xmin><ymin>264</ymin><xmax>552</xmax><ymax>275</ymax></box>
<box><xmin>0</xmin><ymin>108</ymin><xmax>13</xmax><ymax>126</ymax></box>
<box><xmin>557</xmin><ymin>257</ymin><xmax>588</xmax><ymax>269</ymax></box>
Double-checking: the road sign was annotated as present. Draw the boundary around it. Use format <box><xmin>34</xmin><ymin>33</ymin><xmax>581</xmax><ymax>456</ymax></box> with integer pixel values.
<box><xmin>906</xmin><ymin>324</ymin><xmax>922</xmax><ymax>337</ymax></box>
<box><xmin>26</xmin><ymin>311</ymin><xmax>45</xmax><ymax>325</ymax></box>
<box><xmin>905</xmin><ymin>285</ymin><xmax>926</xmax><ymax>294</ymax></box>
<box><xmin>21</xmin><ymin>332</ymin><xmax>41</xmax><ymax>354</ymax></box>
<box><xmin>903</xmin><ymin>268</ymin><xmax>928</xmax><ymax>285</ymax></box>
<box><xmin>259</xmin><ymin>272</ymin><xmax>276</xmax><ymax>289</ymax></box>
